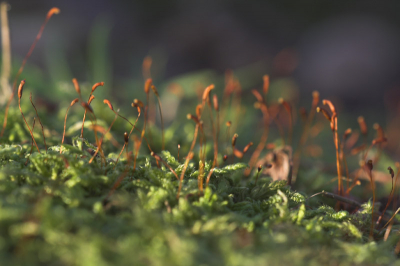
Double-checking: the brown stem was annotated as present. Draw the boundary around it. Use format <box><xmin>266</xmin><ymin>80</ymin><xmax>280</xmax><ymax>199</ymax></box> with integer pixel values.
<box><xmin>89</xmin><ymin>114</ymin><xmax>118</xmax><ymax>163</ymax></box>
<box><xmin>342</xmin><ymin>147</ymin><xmax>350</xmax><ymax>194</ymax></box>
<box><xmin>365</xmin><ymin>161</ymin><xmax>376</xmax><ymax>239</ymax></box>
<box><xmin>17</xmin><ymin>81</ymin><xmax>40</xmax><ymax>153</ymax></box>
<box><xmin>177</xmin><ymin>121</ymin><xmax>200</xmax><ymax>199</ymax></box>
<box><xmin>144</xmin><ymin>79</ymin><xmax>153</xmax><ymax>147</ymax></box>
<box><xmin>345</xmin><ymin>180</ymin><xmax>361</xmax><ymax>195</ymax></box>
<box><xmin>151</xmin><ymin>152</ymin><xmax>179</xmax><ymax>180</ymax></box>
<box><xmin>208</xmin><ymin>101</ymin><xmax>218</xmax><ymax>168</ymax></box>
<box><xmin>245</xmin><ymin>99</ymin><xmax>270</xmax><ymax>176</ymax></box>
<box><xmin>292</xmin><ymin>91</ymin><xmax>319</xmax><ymax>183</ymax></box>
<box><xmin>225</xmin><ymin>121</ymin><xmax>231</xmax><ymax>155</ymax></box>
<box><xmin>231</xmin><ymin>133</ymin><xmax>238</xmax><ymax>163</ymax></box>
<box><xmin>60</xmin><ymin>98</ymin><xmax>79</xmax><ymax>154</ymax></box>
<box><xmin>107</xmin><ymin>119</ymin><xmax>145</xmax><ymax>200</ymax></box>
<box><xmin>392</xmin><ymin>164</ymin><xmax>400</xmax><ymax>215</ymax></box>
<box><xmin>82</xmin><ymin>102</ymin><xmax>104</xmax><ymax>164</ymax></box>
<box><xmin>376</xmin><ymin>167</ymin><xmax>397</xmax><ymax>227</ymax></box>
<box><xmin>333</xmin><ymin>119</ymin><xmax>343</xmax><ymax>195</ymax></box>
<box><xmin>151</xmin><ymin>85</ymin><xmax>165</xmax><ymax>150</ymax></box>
<box><xmin>1</xmin><ymin>8</ymin><xmax>59</xmax><ymax>137</ymax></box>
<box><xmin>25</xmin><ymin>117</ymin><xmax>36</xmax><ymax>165</ymax></box>
<box><xmin>81</xmin><ymin>110</ymin><xmax>87</xmax><ymax>138</ymax></box>
<box><xmin>29</xmin><ymin>93</ymin><xmax>47</xmax><ymax>151</ymax></box>
<box><xmin>113</xmin><ymin>106</ymin><xmax>142</xmax><ymax>168</ymax></box>
<box><xmin>213</xmin><ymin>94</ymin><xmax>220</xmax><ymax>167</ymax></box>
<box><xmin>60</xmin><ymin>105</ymin><xmax>72</xmax><ymax>154</ymax></box>
<box><xmin>19</xmin><ymin>97</ymin><xmax>40</xmax><ymax>153</ymax></box>
<box><xmin>340</xmin><ymin>129</ymin><xmax>352</xmax><ymax>195</ymax></box>
<box><xmin>80</xmin><ymin>82</ymin><xmax>104</xmax><ymax>138</ymax></box>
<box><xmin>279</xmin><ymin>98</ymin><xmax>293</xmax><ymax>146</ymax></box>
<box><xmin>205</xmin><ymin>168</ymin><xmax>215</xmax><ymax>187</ymax></box>
<box><xmin>114</xmin><ymin>143</ymin><xmax>127</xmax><ymax>169</ymax></box>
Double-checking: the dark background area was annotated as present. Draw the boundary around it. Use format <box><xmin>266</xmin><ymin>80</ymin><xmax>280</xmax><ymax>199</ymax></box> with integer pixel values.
<box><xmin>6</xmin><ymin>0</ymin><xmax>400</xmax><ymax>110</ymax></box>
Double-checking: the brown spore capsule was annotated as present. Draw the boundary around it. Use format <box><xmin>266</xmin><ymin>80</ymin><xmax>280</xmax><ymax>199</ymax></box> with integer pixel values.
<box><xmin>299</xmin><ymin>107</ymin><xmax>307</xmax><ymax>122</ymax></box>
<box><xmin>388</xmin><ymin>166</ymin><xmax>394</xmax><ymax>179</ymax></box>
<box><xmin>144</xmin><ymin>78</ymin><xmax>152</xmax><ymax>94</ymax></box>
<box><xmin>232</xmin><ymin>133</ymin><xmax>238</xmax><ymax>147</ymax></box>
<box><xmin>263</xmin><ymin>75</ymin><xmax>269</xmax><ymax>94</ymax></box>
<box><xmin>18</xmin><ymin>80</ymin><xmax>25</xmax><ymax>99</ymax></box>
<box><xmin>251</xmin><ymin>89</ymin><xmax>264</xmax><ymax>103</ymax></box>
<box><xmin>312</xmin><ymin>91</ymin><xmax>320</xmax><ymax>107</ymax></box>
<box><xmin>322</xmin><ymin>99</ymin><xmax>336</xmax><ymax>114</ymax></box>
<box><xmin>151</xmin><ymin>85</ymin><xmax>159</xmax><ymax>96</ymax></box>
<box><xmin>103</xmin><ymin>99</ymin><xmax>113</xmax><ymax>111</ymax></box>
<box><xmin>196</xmin><ymin>104</ymin><xmax>202</xmax><ymax>118</ymax></box>
<box><xmin>243</xmin><ymin>142</ymin><xmax>253</xmax><ymax>153</ymax></box>
<box><xmin>70</xmin><ymin>98</ymin><xmax>79</xmax><ymax>106</ymax></box>
<box><xmin>81</xmin><ymin>102</ymin><xmax>94</xmax><ymax>113</ymax></box>
<box><xmin>91</xmin><ymin>82</ymin><xmax>104</xmax><ymax>93</ymax></box>
<box><xmin>133</xmin><ymin>99</ymin><xmax>144</xmax><ymax>107</ymax></box>
<box><xmin>213</xmin><ymin>94</ymin><xmax>219</xmax><ymax>111</ymax></box>
<box><xmin>47</xmin><ymin>7</ymin><xmax>60</xmax><ymax>19</ymax></box>
<box><xmin>88</xmin><ymin>95</ymin><xmax>95</xmax><ymax>104</ymax></box>
<box><xmin>373</xmin><ymin>123</ymin><xmax>384</xmax><ymax>139</ymax></box>
<box><xmin>202</xmin><ymin>84</ymin><xmax>215</xmax><ymax>101</ymax></box>
<box><xmin>372</xmin><ymin>137</ymin><xmax>387</xmax><ymax>145</ymax></box>
<box><xmin>72</xmin><ymin>78</ymin><xmax>80</xmax><ymax>95</ymax></box>
<box><xmin>330</xmin><ymin>112</ymin><xmax>337</xmax><ymax>131</ymax></box>
<box><xmin>343</xmin><ymin>128</ymin><xmax>352</xmax><ymax>140</ymax></box>
<box><xmin>233</xmin><ymin>149</ymin><xmax>244</xmax><ymax>158</ymax></box>
<box><xmin>124</xmin><ymin>132</ymin><xmax>129</xmax><ymax>144</ymax></box>
<box><xmin>358</xmin><ymin>116</ymin><xmax>367</xmax><ymax>136</ymax></box>
<box><xmin>316</xmin><ymin>107</ymin><xmax>331</xmax><ymax>121</ymax></box>
<box><xmin>366</xmin><ymin>160</ymin><xmax>373</xmax><ymax>172</ymax></box>
<box><xmin>187</xmin><ymin>114</ymin><xmax>200</xmax><ymax>124</ymax></box>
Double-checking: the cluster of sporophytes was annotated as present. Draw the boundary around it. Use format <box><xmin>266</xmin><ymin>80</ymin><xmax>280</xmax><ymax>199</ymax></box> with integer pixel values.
<box><xmin>1</xmin><ymin>7</ymin><xmax>400</xmax><ymax>266</ymax></box>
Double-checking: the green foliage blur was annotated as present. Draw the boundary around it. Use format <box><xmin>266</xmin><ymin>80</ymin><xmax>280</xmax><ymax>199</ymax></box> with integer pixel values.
<box><xmin>0</xmin><ymin>18</ymin><xmax>400</xmax><ymax>266</ymax></box>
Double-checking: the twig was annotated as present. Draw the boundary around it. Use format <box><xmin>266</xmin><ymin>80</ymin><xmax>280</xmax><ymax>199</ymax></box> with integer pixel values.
<box><xmin>0</xmin><ymin>2</ymin><xmax>11</xmax><ymax>105</ymax></box>
<box><xmin>380</xmin><ymin>208</ymin><xmax>400</xmax><ymax>233</ymax></box>
<box><xmin>307</xmin><ymin>191</ymin><xmax>362</xmax><ymax>208</ymax></box>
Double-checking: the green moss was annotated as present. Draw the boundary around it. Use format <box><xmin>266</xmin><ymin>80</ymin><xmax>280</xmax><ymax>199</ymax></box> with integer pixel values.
<box><xmin>0</xmin><ymin>131</ymin><xmax>398</xmax><ymax>265</ymax></box>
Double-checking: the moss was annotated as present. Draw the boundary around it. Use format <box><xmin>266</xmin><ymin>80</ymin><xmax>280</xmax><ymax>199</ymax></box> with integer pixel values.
<box><xmin>0</xmin><ymin>132</ymin><xmax>398</xmax><ymax>265</ymax></box>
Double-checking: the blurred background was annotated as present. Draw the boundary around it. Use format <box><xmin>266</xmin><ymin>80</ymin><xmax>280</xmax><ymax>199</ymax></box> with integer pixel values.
<box><xmin>7</xmin><ymin>0</ymin><xmax>400</xmax><ymax>107</ymax></box>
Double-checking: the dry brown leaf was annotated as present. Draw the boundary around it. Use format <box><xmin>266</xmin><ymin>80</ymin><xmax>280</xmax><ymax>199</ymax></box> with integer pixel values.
<box><xmin>257</xmin><ymin>146</ymin><xmax>292</xmax><ymax>181</ymax></box>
